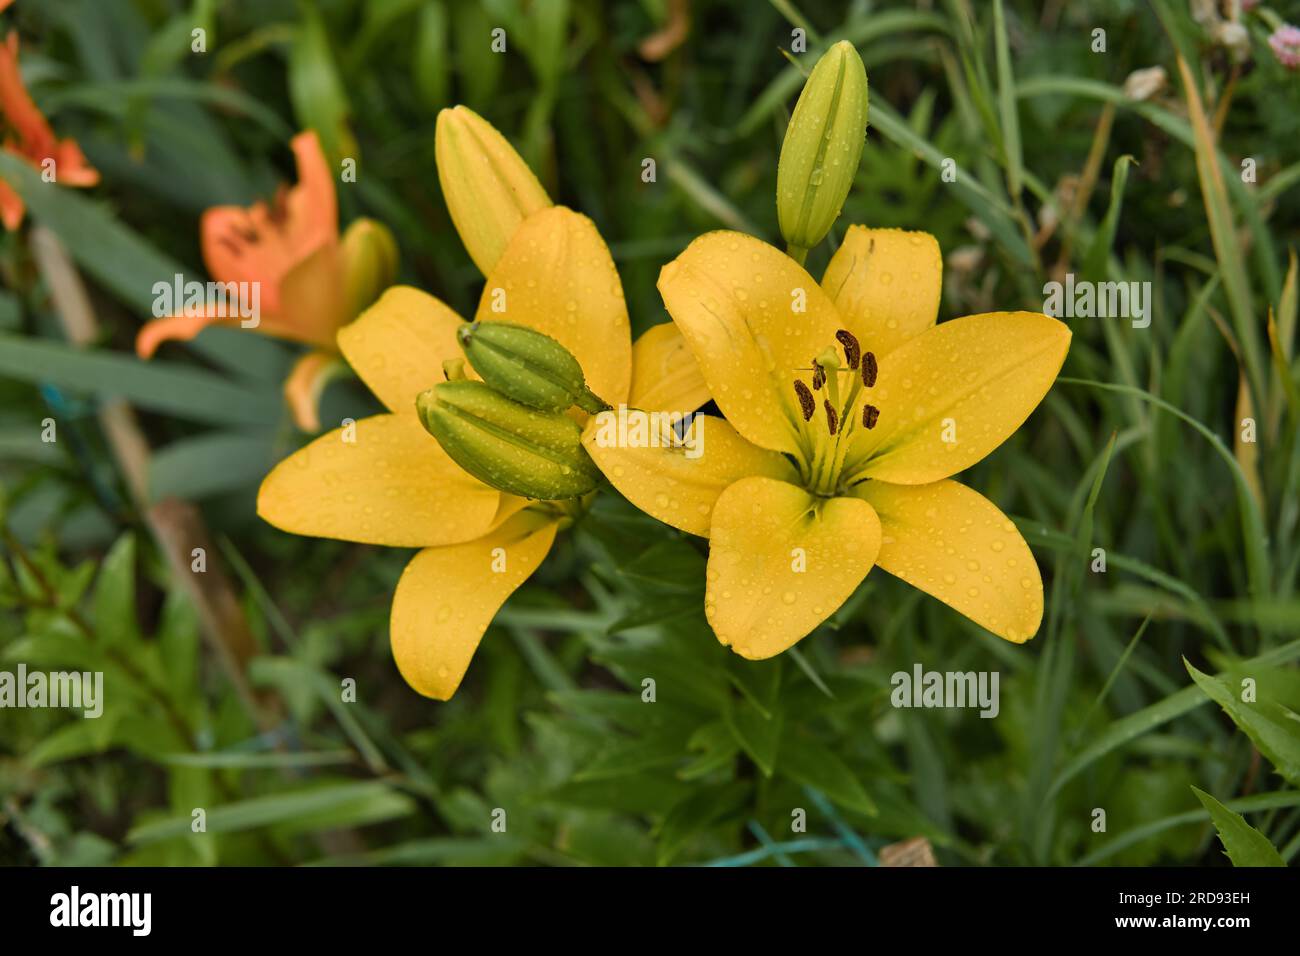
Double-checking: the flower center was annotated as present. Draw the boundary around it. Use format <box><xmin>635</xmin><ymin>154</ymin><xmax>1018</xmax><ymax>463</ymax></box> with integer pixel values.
<box><xmin>789</xmin><ymin>329</ymin><xmax>880</xmax><ymax>497</ymax></box>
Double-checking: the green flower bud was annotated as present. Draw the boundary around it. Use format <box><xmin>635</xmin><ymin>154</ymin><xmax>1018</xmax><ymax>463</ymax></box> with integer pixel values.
<box><xmin>417</xmin><ymin>380</ymin><xmax>602</xmax><ymax>500</ymax></box>
<box><xmin>458</xmin><ymin>321</ymin><xmax>609</xmax><ymax>414</ymax></box>
<box><xmin>340</xmin><ymin>218</ymin><xmax>399</xmax><ymax>320</ymax></box>
<box><xmin>776</xmin><ymin>41</ymin><xmax>869</xmax><ymax>260</ymax></box>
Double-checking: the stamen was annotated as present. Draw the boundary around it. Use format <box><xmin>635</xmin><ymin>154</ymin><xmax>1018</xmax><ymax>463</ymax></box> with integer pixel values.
<box><xmin>811</xmin><ymin>363</ymin><xmax>826</xmax><ymax>391</ymax></box>
<box><xmin>835</xmin><ymin>330</ymin><xmax>861</xmax><ymax>370</ymax></box>
<box><xmin>862</xmin><ymin>404</ymin><xmax>880</xmax><ymax>429</ymax></box>
<box><xmin>793</xmin><ymin>380</ymin><xmax>816</xmax><ymax>421</ymax></box>
<box><xmin>862</xmin><ymin>351</ymin><xmax>878</xmax><ymax>388</ymax></box>
<box><xmin>269</xmin><ymin>185</ymin><xmax>290</xmax><ymax>226</ymax></box>
<box><xmin>824</xmin><ymin>400</ymin><xmax>839</xmax><ymax>435</ymax></box>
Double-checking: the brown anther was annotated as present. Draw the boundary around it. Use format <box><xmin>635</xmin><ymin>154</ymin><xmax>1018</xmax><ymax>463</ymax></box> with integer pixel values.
<box><xmin>824</xmin><ymin>400</ymin><xmax>839</xmax><ymax>435</ymax></box>
<box><xmin>793</xmin><ymin>380</ymin><xmax>816</xmax><ymax>421</ymax></box>
<box><xmin>862</xmin><ymin>351</ymin><xmax>878</xmax><ymax>388</ymax></box>
<box><xmin>269</xmin><ymin>185</ymin><xmax>290</xmax><ymax>226</ymax></box>
<box><xmin>835</xmin><ymin>330</ymin><xmax>861</xmax><ymax>370</ymax></box>
<box><xmin>862</xmin><ymin>404</ymin><xmax>880</xmax><ymax>429</ymax></box>
<box><xmin>811</xmin><ymin>363</ymin><xmax>826</xmax><ymax>391</ymax></box>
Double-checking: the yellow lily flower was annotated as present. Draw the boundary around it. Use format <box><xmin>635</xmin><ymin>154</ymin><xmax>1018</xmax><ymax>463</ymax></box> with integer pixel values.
<box><xmin>584</xmin><ymin>226</ymin><xmax>1071</xmax><ymax>657</ymax></box>
<box><xmin>256</xmin><ymin>109</ymin><xmax>706</xmax><ymax>700</ymax></box>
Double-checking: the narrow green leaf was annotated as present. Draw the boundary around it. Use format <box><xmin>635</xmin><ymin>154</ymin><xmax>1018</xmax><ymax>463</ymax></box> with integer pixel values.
<box><xmin>0</xmin><ymin>334</ymin><xmax>280</xmax><ymax>426</ymax></box>
<box><xmin>0</xmin><ymin>152</ymin><xmax>185</xmax><ymax>313</ymax></box>
<box><xmin>128</xmin><ymin>781</ymin><xmax>405</xmax><ymax>843</ymax></box>
<box><xmin>413</xmin><ymin>1</ymin><xmax>450</xmax><ymax>110</ymax></box>
<box><xmin>778</xmin><ymin>733</ymin><xmax>877</xmax><ymax>816</ymax></box>
<box><xmin>1192</xmin><ymin>787</ymin><xmax>1286</xmax><ymax>867</ymax></box>
<box><xmin>1082</xmin><ymin>155</ymin><xmax>1137</xmax><ymax>280</ymax></box>
<box><xmin>149</xmin><ymin>431</ymin><xmax>276</xmax><ymax>502</ymax></box>
<box><xmin>574</xmin><ymin>736</ymin><xmax>684</xmax><ymax>781</ymax></box>
<box><xmin>992</xmin><ymin>0</ymin><xmax>1021</xmax><ymax>198</ymax></box>
<box><xmin>91</xmin><ymin>533</ymin><xmax>139</xmax><ymax>647</ymax></box>
<box><xmin>1186</xmin><ymin>661</ymin><xmax>1300</xmax><ymax>786</ymax></box>
<box><xmin>725</xmin><ymin>698</ymin><xmax>784</xmax><ymax>777</ymax></box>
<box><xmin>1050</xmin><ymin>637</ymin><xmax>1300</xmax><ymax>795</ymax></box>
<box><xmin>288</xmin><ymin>6</ymin><xmax>356</xmax><ymax>164</ymax></box>
<box><xmin>1175</xmin><ymin>56</ymin><xmax>1265</xmax><ymax>408</ymax></box>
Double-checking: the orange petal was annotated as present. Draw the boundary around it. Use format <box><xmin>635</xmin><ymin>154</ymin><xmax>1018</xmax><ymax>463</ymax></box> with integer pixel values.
<box><xmin>135</xmin><ymin>308</ymin><xmax>332</xmax><ymax>358</ymax></box>
<box><xmin>0</xmin><ymin>175</ymin><xmax>24</xmax><ymax>230</ymax></box>
<box><xmin>0</xmin><ymin>32</ymin><xmax>55</xmax><ymax>160</ymax></box>
<box><xmin>275</xmin><ymin>240</ymin><xmax>346</xmax><ymax>347</ymax></box>
<box><xmin>0</xmin><ymin>31</ymin><xmax>99</xmax><ymax>196</ymax></box>
<box><xmin>283</xmin><ymin>349</ymin><xmax>346</xmax><ymax>432</ymax></box>
<box><xmin>200</xmin><ymin>131</ymin><xmax>337</xmax><ymax>308</ymax></box>
<box><xmin>136</xmin><ymin>313</ymin><xmax>229</xmax><ymax>359</ymax></box>
<box><xmin>284</xmin><ymin>130</ymin><xmax>337</xmax><ymax>258</ymax></box>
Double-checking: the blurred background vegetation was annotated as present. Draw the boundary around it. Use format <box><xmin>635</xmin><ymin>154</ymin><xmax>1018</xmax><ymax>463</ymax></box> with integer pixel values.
<box><xmin>2</xmin><ymin>0</ymin><xmax>1299</xmax><ymax>866</ymax></box>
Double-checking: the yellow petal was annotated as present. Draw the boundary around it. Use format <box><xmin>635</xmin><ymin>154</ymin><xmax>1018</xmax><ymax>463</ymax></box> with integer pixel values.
<box><xmin>848</xmin><ymin>311</ymin><xmax>1070</xmax><ymax>484</ymax></box>
<box><xmin>853</xmin><ymin>479</ymin><xmax>1042</xmax><ymax>642</ymax></box>
<box><xmin>821</xmin><ymin>226</ymin><xmax>942</xmax><ymax>355</ymax></box>
<box><xmin>283</xmin><ymin>349</ymin><xmax>346</xmax><ymax>432</ymax></box>
<box><xmin>628</xmin><ymin>322</ymin><xmax>711</xmax><ymax>415</ymax></box>
<box><xmin>582</xmin><ymin>413</ymin><xmax>796</xmax><ymax>537</ymax></box>
<box><xmin>658</xmin><ymin>231</ymin><xmax>844</xmax><ymax>455</ymax></box>
<box><xmin>391</xmin><ymin>510</ymin><xmax>558</xmax><ymax>699</ymax></box>
<box><xmin>476</xmin><ymin>207</ymin><xmax>632</xmax><ymax>406</ymax></box>
<box><xmin>435</xmin><ymin>105</ymin><xmax>551</xmax><ymax>276</ymax></box>
<box><xmin>337</xmin><ymin>286</ymin><xmax>466</xmax><ymax>416</ymax></box>
<box><xmin>705</xmin><ymin>476</ymin><xmax>881</xmax><ymax>658</ymax></box>
<box><xmin>257</xmin><ymin>413</ymin><xmax>499</xmax><ymax>547</ymax></box>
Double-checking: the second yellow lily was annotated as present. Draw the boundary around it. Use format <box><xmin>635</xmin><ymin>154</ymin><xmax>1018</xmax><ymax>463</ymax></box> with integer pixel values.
<box><xmin>257</xmin><ymin>107</ymin><xmax>701</xmax><ymax>700</ymax></box>
<box><xmin>585</xmin><ymin>226</ymin><xmax>1071</xmax><ymax>657</ymax></box>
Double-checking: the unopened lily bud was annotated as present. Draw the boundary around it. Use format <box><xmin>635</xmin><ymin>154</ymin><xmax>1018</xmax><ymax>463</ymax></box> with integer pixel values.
<box><xmin>340</xmin><ymin>218</ymin><xmax>399</xmax><ymax>320</ymax></box>
<box><xmin>416</xmin><ymin>381</ymin><xmax>601</xmax><ymax>500</ymax></box>
<box><xmin>458</xmin><ymin>321</ymin><xmax>609</xmax><ymax>414</ymax></box>
<box><xmin>776</xmin><ymin>41</ymin><xmax>869</xmax><ymax>260</ymax></box>
<box><xmin>435</xmin><ymin>105</ymin><xmax>552</xmax><ymax>275</ymax></box>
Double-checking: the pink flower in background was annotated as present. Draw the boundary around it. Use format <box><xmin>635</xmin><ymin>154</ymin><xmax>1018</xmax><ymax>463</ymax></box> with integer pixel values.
<box><xmin>1269</xmin><ymin>24</ymin><xmax>1300</xmax><ymax>69</ymax></box>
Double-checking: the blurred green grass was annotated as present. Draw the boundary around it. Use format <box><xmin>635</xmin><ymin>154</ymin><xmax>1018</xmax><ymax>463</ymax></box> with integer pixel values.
<box><xmin>1</xmin><ymin>0</ymin><xmax>1299</xmax><ymax>866</ymax></box>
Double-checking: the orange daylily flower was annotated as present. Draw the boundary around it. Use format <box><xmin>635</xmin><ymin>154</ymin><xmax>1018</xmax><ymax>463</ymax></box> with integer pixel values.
<box><xmin>0</xmin><ymin>29</ymin><xmax>99</xmax><ymax>230</ymax></box>
<box><xmin>135</xmin><ymin>130</ymin><xmax>396</xmax><ymax>431</ymax></box>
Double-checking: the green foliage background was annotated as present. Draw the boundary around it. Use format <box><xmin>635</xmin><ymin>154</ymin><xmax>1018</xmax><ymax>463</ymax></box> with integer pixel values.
<box><xmin>2</xmin><ymin>0</ymin><xmax>1299</xmax><ymax>866</ymax></box>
